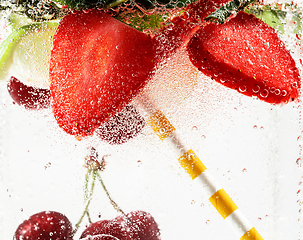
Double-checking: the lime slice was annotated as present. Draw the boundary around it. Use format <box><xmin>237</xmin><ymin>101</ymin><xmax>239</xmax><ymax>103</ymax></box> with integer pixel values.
<box><xmin>0</xmin><ymin>21</ymin><xmax>58</xmax><ymax>89</ymax></box>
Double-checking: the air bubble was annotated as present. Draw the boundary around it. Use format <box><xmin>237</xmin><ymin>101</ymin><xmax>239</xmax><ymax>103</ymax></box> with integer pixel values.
<box><xmin>292</xmin><ymin>82</ymin><xmax>298</xmax><ymax>88</ymax></box>
<box><xmin>192</xmin><ymin>126</ymin><xmax>198</xmax><ymax>131</ymax></box>
<box><xmin>158</xmin><ymin>128</ymin><xmax>166</xmax><ymax>134</ymax></box>
<box><xmin>252</xmin><ymin>85</ymin><xmax>260</xmax><ymax>93</ymax></box>
<box><xmin>260</xmin><ymin>89</ymin><xmax>269</xmax><ymax>98</ymax></box>
<box><xmin>281</xmin><ymin>90</ymin><xmax>287</xmax><ymax>96</ymax></box>
<box><xmin>246</xmin><ymin>59</ymin><xmax>253</xmax><ymax>65</ymax></box>
<box><xmin>83</xmin><ymin>9</ymin><xmax>90</xmax><ymax>13</ymax></box>
<box><xmin>238</xmin><ymin>85</ymin><xmax>247</xmax><ymax>92</ymax></box>
<box><xmin>274</xmin><ymin>89</ymin><xmax>281</xmax><ymax>95</ymax></box>
<box><xmin>296</xmin><ymin>158</ymin><xmax>302</xmax><ymax>168</ymax></box>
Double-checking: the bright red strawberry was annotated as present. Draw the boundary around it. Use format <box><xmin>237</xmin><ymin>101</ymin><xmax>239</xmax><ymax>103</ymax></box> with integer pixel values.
<box><xmin>152</xmin><ymin>0</ymin><xmax>230</xmax><ymax>64</ymax></box>
<box><xmin>50</xmin><ymin>9</ymin><xmax>155</xmax><ymax>136</ymax></box>
<box><xmin>186</xmin><ymin>11</ymin><xmax>301</xmax><ymax>104</ymax></box>
<box><xmin>95</xmin><ymin>104</ymin><xmax>145</xmax><ymax>145</ymax></box>
<box><xmin>14</xmin><ymin>211</ymin><xmax>73</xmax><ymax>240</ymax></box>
<box><xmin>7</xmin><ymin>76</ymin><xmax>50</xmax><ymax>110</ymax></box>
<box><xmin>80</xmin><ymin>211</ymin><xmax>161</xmax><ymax>240</ymax></box>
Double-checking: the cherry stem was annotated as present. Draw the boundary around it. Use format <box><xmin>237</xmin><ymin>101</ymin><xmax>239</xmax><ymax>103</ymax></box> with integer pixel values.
<box><xmin>96</xmin><ymin>171</ymin><xmax>125</xmax><ymax>215</ymax></box>
<box><xmin>71</xmin><ymin>170</ymin><xmax>96</xmax><ymax>237</ymax></box>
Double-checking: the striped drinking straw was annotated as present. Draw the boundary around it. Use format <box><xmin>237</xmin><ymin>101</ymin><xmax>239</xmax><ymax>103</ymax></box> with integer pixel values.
<box><xmin>135</xmin><ymin>92</ymin><xmax>264</xmax><ymax>240</ymax></box>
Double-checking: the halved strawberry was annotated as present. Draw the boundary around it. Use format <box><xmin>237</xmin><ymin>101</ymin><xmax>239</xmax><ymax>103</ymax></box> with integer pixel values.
<box><xmin>50</xmin><ymin>9</ymin><xmax>155</xmax><ymax>136</ymax></box>
<box><xmin>186</xmin><ymin>11</ymin><xmax>301</xmax><ymax>104</ymax></box>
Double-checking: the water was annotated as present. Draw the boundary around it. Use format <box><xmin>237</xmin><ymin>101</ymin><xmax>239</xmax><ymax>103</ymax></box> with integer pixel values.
<box><xmin>1</xmin><ymin>1</ymin><xmax>303</xmax><ymax>240</ymax></box>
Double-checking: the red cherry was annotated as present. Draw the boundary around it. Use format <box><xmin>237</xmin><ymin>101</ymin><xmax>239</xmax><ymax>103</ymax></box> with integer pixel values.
<box><xmin>7</xmin><ymin>76</ymin><xmax>50</xmax><ymax>110</ymax></box>
<box><xmin>95</xmin><ymin>105</ymin><xmax>145</xmax><ymax>145</ymax></box>
<box><xmin>80</xmin><ymin>211</ymin><xmax>161</xmax><ymax>240</ymax></box>
<box><xmin>14</xmin><ymin>211</ymin><xmax>73</xmax><ymax>240</ymax></box>
<box><xmin>81</xmin><ymin>234</ymin><xmax>120</xmax><ymax>240</ymax></box>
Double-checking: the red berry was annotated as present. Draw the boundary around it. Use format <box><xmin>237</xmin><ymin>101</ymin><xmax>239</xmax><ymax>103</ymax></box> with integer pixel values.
<box><xmin>80</xmin><ymin>211</ymin><xmax>161</xmax><ymax>240</ymax></box>
<box><xmin>14</xmin><ymin>211</ymin><xmax>73</xmax><ymax>240</ymax></box>
<box><xmin>7</xmin><ymin>76</ymin><xmax>50</xmax><ymax>110</ymax></box>
<box><xmin>95</xmin><ymin>105</ymin><xmax>145</xmax><ymax>145</ymax></box>
<box><xmin>50</xmin><ymin>10</ymin><xmax>155</xmax><ymax>136</ymax></box>
<box><xmin>81</xmin><ymin>235</ymin><xmax>120</xmax><ymax>240</ymax></box>
<box><xmin>187</xmin><ymin>11</ymin><xmax>301</xmax><ymax>104</ymax></box>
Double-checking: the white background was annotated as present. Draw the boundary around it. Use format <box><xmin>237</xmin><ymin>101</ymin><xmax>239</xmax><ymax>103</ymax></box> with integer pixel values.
<box><xmin>1</xmin><ymin>2</ymin><xmax>303</xmax><ymax>240</ymax></box>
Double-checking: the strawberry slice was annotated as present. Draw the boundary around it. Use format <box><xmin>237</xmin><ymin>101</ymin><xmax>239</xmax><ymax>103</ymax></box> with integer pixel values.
<box><xmin>186</xmin><ymin>11</ymin><xmax>301</xmax><ymax>104</ymax></box>
<box><xmin>50</xmin><ymin>9</ymin><xmax>155</xmax><ymax>136</ymax></box>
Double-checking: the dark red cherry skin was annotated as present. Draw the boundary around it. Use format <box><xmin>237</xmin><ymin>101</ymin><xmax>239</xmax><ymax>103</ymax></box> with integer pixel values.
<box><xmin>80</xmin><ymin>211</ymin><xmax>161</xmax><ymax>240</ymax></box>
<box><xmin>81</xmin><ymin>233</ymin><xmax>120</xmax><ymax>240</ymax></box>
<box><xmin>95</xmin><ymin>105</ymin><xmax>145</xmax><ymax>145</ymax></box>
<box><xmin>14</xmin><ymin>211</ymin><xmax>73</xmax><ymax>240</ymax></box>
<box><xmin>7</xmin><ymin>76</ymin><xmax>50</xmax><ymax>110</ymax></box>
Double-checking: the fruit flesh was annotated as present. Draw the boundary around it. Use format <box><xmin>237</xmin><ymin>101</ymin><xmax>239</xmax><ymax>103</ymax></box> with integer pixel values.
<box><xmin>0</xmin><ymin>21</ymin><xmax>58</xmax><ymax>88</ymax></box>
<box><xmin>50</xmin><ymin>9</ymin><xmax>155</xmax><ymax>136</ymax></box>
<box><xmin>187</xmin><ymin>11</ymin><xmax>301</xmax><ymax>104</ymax></box>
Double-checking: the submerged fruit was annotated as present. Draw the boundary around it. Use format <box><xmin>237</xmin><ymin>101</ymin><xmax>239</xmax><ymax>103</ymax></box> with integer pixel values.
<box><xmin>7</xmin><ymin>76</ymin><xmax>50</xmax><ymax>110</ymax></box>
<box><xmin>80</xmin><ymin>210</ymin><xmax>161</xmax><ymax>240</ymax></box>
<box><xmin>96</xmin><ymin>105</ymin><xmax>145</xmax><ymax>145</ymax></box>
<box><xmin>0</xmin><ymin>21</ymin><xmax>58</xmax><ymax>88</ymax></box>
<box><xmin>187</xmin><ymin>11</ymin><xmax>301</xmax><ymax>104</ymax></box>
<box><xmin>50</xmin><ymin>9</ymin><xmax>155</xmax><ymax>136</ymax></box>
<box><xmin>14</xmin><ymin>211</ymin><xmax>73</xmax><ymax>240</ymax></box>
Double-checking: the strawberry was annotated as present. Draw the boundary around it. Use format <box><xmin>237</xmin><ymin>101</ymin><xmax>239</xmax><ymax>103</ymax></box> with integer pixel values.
<box><xmin>95</xmin><ymin>104</ymin><xmax>145</xmax><ymax>145</ymax></box>
<box><xmin>50</xmin><ymin>9</ymin><xmax>155</xmax><ymax>136</ymax></box>
<box><xmin>7</xmin><ymin>76</ymin><xmax>50</xmax><ymax>110</ymax></box>
<box><xmin>152</xmin><ymin>0</ymin><xmax>230</xmax><ymax>64</ymax></box>
<box><xmin>80</xmin><ymin>211</ymin><xmax>161</xmax><ymax>240</ymax></box>
<box><xmin>186</xmin><ymin>11</ymin><xmax>301</xmax><ymax>104</ymax></box>
<box><xmin>14</xmin><ymin>211</ymin><xmax>73</xmax><ymax>240</ymax></box>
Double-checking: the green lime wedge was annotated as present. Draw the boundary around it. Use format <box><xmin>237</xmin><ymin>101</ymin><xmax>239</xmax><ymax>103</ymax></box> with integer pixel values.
<box><xmin>0</xmin><ymin>21</ymin><xmax>58</xmax><ymax>88</ymax></box>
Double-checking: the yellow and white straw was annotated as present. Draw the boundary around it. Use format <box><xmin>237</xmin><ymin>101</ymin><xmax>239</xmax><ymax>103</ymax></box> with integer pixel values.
<box><xmin>136</xmin><ymin>93</ymin><xmax>263</xmax><ymax>240</ymax></box>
